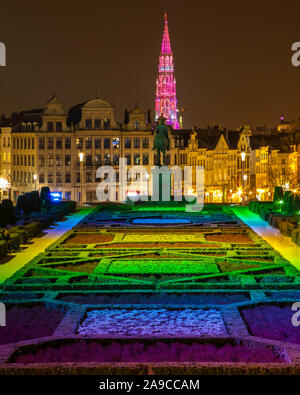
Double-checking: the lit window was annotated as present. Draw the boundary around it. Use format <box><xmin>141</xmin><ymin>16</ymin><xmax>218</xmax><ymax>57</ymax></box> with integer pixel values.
<box><xmin>113</xmin><ymin>138</ymin><xmax>120</xmax><ymax>149</ymax></box>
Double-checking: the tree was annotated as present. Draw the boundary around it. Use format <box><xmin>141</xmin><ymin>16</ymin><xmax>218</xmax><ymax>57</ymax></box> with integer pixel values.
<box><xmin>30</xmin><ymin>191</ymin><xmax>41</xmax><ymax>213</ymax></box>
<box><xmin>16</xmin><ymin>195</ymin><xmax>30</xmax><ymax>216</ymax></box>
<box><xmin>1</xmin><ymin>199</ymin><xmax>15</xmax><ymax>225</ymax></box>
<box><xmin>40</xmin><ymin>187</ymin><xmax>51</xmax><ymax>209</ymax></box>
<box><xmin>10</xmin><ymin>111</ymin><xmax>19</xmax><ymax>125</ymax></box>
<box><xmin>0</xmin><ymin>204</ymin><xmax>5</xmax><ymax>227</ymax></box>
<box><xmin>273</xmin><ymin>186</ymin><xmax>283</xmax><ymax>203</ymax></box>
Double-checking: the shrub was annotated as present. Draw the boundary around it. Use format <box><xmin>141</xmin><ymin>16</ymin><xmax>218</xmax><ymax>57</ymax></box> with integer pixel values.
<box><xmin>24</xmin><ymin>222</ymin><xmax>42</xmax><ymax>238</ymax></box>
<box><xmin>292</xmin><ymin>228</ymin><xmax>300</xmax><ymax>246</ymax></box>
<box><xmin>25</xmin><ymin>192</ymin><xmax>34</xmax><ymax>214</ymax></box>
<box><xmin>16</xmin><ymin>195</ymin><xmax>30</xmax><ymax>215</ymax></box>
<box><xmin>8</xmin><ymin>232</ymin><xmax>21</xmax><ymax>248</ymax></box>
<box><xmin>13</xmin><ymin>340</ymin><xmax>283</xmax><ymax>364</ymax></box>
<box><xmin>35</xmin><ymin>216</ymin><xmax>52</xmax><ymax>229</ymax></box>
<box><xmin>0</xmin><ymin>204</ymin><xmax>5</xmax><ymax>227</ymax></box>
<box><xmin>0</xmin><ymin>304</ymin><xmax>65</xmax><ymax>345</ymax></box>
<box><xmin>60</xmin><ymin>200</ymin><xmax>76</xmax><ymax>214</ymax></box>
<box><xmin>30</xmin><ymin>191</ymin><xmax>41</xmax><ymax>213</ymax></box>
<box><xmin>273</xmin><ymin>186</ymin><xmax>283</xmax><ymax>203</ymax></box>
<box><xmin>241</xmin><ymin>303</ymin><xmax>300</xmax><ymax>344</ymax></box>
<box><xmin>1</xmin><ymin>199</ymin><xmax>15</xmax><ymax>225</ymax></box>
<box><xmin>8</xmin><ymin>226</ymin><xmax>29</xmax><ymax>243</ymax></box>
<box><xmin>41</xmin><ymin>187</ymin><xmax>51</xmax><ymax>208</ymax></box>
<box><xmin>0</xmin><ymin>239</ymin><xmax>8</xmax><ymax>258</ymax></box>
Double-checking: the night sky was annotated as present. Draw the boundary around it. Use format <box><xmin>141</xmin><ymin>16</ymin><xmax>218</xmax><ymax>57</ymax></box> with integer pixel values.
<box><xmin>1</xmin><ymin>0</ymin><xmax>300</xmax><ymax>129</ymax></box>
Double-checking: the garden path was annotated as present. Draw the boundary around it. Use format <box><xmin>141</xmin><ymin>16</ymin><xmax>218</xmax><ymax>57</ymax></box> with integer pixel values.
<box><xmin>233</xmin><ymin>206</ymin><xmax>300</xmax><ymax>269</ymax></box>
<box><xmin>0</xmin><ymin>207</ymin><xmax>94</xmax><ymax>284</ymax></box>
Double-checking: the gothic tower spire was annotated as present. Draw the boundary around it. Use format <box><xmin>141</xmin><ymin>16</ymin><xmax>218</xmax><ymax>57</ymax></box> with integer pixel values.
<box><xmin>155</xmin><ymin>13</ymin><xmax>179</xmax><ymax>129</ymax></box>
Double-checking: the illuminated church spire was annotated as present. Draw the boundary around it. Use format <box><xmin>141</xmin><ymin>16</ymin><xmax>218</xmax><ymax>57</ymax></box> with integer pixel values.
<box><xmin>155</xmin><ymin>13</ymin><xmax>179</xmax><ymax>129</ymax></box>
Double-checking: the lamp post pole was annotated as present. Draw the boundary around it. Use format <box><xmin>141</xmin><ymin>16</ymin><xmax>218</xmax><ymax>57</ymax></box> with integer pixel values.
<box><xmin>79</xmin><ymin>152</ymin><xmax>84</xmax><ymax>206</ymax></box>
<box><xmin>241</xmin><ymin>152</ymin><xmax>246</xmax><ymax>206</ymax></box>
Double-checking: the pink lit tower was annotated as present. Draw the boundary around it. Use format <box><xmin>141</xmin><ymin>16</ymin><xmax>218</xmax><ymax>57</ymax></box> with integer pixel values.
<box><xmin>155</xmin><ymin>13</ymin><xmax>180</xmax><ymax>129</ymax></box>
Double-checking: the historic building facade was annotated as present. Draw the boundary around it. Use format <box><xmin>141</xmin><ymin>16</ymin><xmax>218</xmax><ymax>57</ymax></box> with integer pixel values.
<box><xmin>0</xmin><ymin>95</ymin><xmax>299</xmax><ymax>204</ymax></box>
<box><xmin>0</xmin><ymin>13</ymin><xmax>299</xmax><ymax>204</ymax></box>
<box><xmin>3</xmin><ymin>96</ymin><xmax>156</xmax><ymax>203</ymax></box>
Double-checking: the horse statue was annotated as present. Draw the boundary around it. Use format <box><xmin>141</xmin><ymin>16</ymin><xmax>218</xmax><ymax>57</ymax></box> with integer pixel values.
<box><xmin>153</xmin><ymin>116</ymin><xmax>170</xmax><ymax>166</ymax></box>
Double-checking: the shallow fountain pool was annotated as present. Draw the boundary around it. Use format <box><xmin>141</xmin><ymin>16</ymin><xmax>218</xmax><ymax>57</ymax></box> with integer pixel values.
<box><xmin>132</xmin><ymin>218</ymin><xmax>191</xmax><ymax>224</ymax></box>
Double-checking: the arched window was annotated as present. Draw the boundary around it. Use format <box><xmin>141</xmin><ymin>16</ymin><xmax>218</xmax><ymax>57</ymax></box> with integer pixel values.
<box><xmin>165</xmin><ymin>99</ymin><xmax>170</xmax><ymax>112</ymax></box>
<box><xmin>104</xmin><ymin>118</ymin><xmax>111</xmax><ymax>130</ymax></box>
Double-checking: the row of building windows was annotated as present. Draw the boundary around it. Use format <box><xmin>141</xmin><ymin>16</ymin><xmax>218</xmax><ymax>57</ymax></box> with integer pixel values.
<box><xmin>36</xmin><ymin>137</ymin><xmax>150</xmax><ymax>150</ymax></box>
<box><xmin>237</xmin><ymin>157</ymin><xmax>250</xmax><ymax>169</ymax></box>
<box><xmin>84</xmin><ymin>118</ymin><xmax>111</xmax><ymax>130</ymax></box>
<box><xmin>256</xmin><ymin>163</ymin><xmax>269</xmax><ymax>174</ymax></box>
<box><xmin>75</xmin><ymin>137</ymin><xmax>149</xmax><ymax>150</ymax></box>
<box><xmin>12</xmin><ymin>155</ymin><xmax>35</xmax><ymax>166</ymax></box>
<box><xmin>12</xmin><ymin>137</ymin><xmax>35</xmax><ymax>150</ymax></box>
<box><xmin>37</xmin><ymin>153</ymin><xmax>151</xmax><ymax>167</ymax></box>
<box><xmin>36</xmin><ymin>171</ymin><xmax>146</xmax><ymax>185</ymax></box>
<box><xmin>21</xmin><ymin>122</ymin><xmax>63</xmax><ymax>132</ymax></box>
<box><xmin>256</xmin><ymin>152</ymin><xmax>269</xmax><ymax>162</ymax></box>
<box><xmin>12</xmin><ymin>171</ymin><xmax>36</xmax><ymax>184</ymax></box>
<box><xmin>38</xmin><ymin>137</ymin><xmax>70</xmax><ymax>150</ymax></box>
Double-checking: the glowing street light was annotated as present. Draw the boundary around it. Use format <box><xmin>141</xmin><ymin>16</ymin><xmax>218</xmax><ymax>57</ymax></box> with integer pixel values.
<box><xmin>0</xmin><ymin>178</ymin><xmax>8</xmax><ymax>189</ymax></box>
<box><xmin>79</xmin><ymin>152</ymin><xmax>84</xmax><ymax>163</ymax></box>
<box><xmin>33</xmin><ymin>174</ymin><xmax>37</xmax><ymax>190</ymax></box>
<box><xmin>0</xmin><ymin>177</ymin><xmax>8</xmax><ymax>201</ymax></box>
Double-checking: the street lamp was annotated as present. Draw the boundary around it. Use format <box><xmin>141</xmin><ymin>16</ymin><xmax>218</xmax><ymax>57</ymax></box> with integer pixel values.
<box><xmin>0</xmin><ymin>177</ymin><xmax>8</xmax><ymax>201</ymax></box>
<box><xmin>79</xmin><ymin>152</ymin><xmax>84</xmax><ymax>206</ymax></box>
<box><xmin>33</xmin><ymin>174</ymin><xmax>37</xmax><ymax>191</ymax></box>
<box><xmin>241</xmin><ymin>152</ymin><xmax>246</xmax><ymax>206</ymax></box>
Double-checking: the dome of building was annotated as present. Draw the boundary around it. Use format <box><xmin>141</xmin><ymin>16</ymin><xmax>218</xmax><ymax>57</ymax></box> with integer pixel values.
<box><xmin>82</xmin><ymin>98</ymin><xmax>114</xmax><ymax>110</ymax></box>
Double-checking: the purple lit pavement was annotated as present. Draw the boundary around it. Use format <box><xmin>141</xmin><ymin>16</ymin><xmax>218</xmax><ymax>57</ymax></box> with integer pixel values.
<box><xmin>0</xmin><ymin>207</ymin><xmax>95</xmax><ymax>284</ymax></box>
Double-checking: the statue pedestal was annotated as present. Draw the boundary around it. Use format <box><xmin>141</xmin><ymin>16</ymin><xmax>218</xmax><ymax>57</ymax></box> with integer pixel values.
<box><xmin>151</xmin><ymin>166</ymin><xmax>172</xmax><ymax>202</ymax></box>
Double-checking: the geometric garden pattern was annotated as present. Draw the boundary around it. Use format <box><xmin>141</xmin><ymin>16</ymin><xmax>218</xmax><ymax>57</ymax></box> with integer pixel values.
<box><xmin>1</xmin><ymin>204</ymin><xmax>300</xmax><ymax>373</ymax></box>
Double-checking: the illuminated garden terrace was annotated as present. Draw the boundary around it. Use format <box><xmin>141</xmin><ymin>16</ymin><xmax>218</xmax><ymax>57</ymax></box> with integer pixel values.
<box><xmin>0</xmin><ymin>203</ymin><xmax>300</xmax><ymax>374</ymax></box>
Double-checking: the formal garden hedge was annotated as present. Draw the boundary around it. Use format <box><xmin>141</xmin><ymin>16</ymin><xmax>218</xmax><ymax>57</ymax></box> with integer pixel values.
<box><xmin>0</xmin><ymin>192</ymin><xmax>77</xmax><ymax>259</ymax></box>
<box><xmin>1</xmin><ymin>204</ymin><xmax>300</xmax><ymax>373</ymax></box>
<box><xmin>249</xmin><ymin>200</ymin><xmax>300</xmax><ymax>245</ymax></box>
